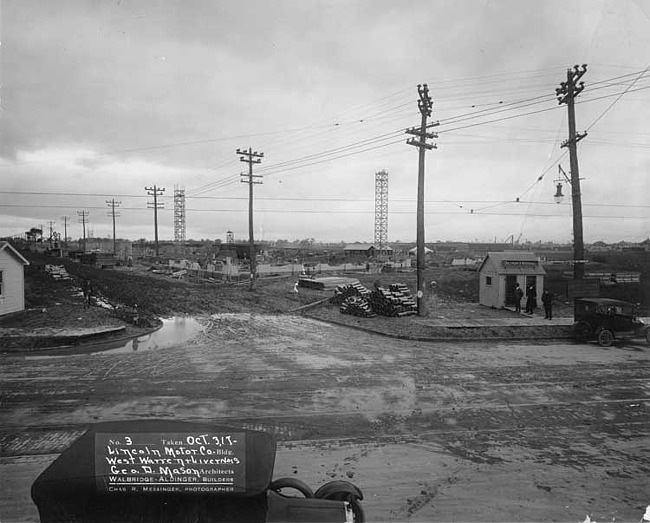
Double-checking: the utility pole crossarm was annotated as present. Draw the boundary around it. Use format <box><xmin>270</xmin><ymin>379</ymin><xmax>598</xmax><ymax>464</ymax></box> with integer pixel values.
<box><xmin>560</xmin><ymin>132</ymin><xmax>587</xmax><ymax>149</ymax></box>
<box><xmin>405</xmin><ymin>127</ymin><xmax>439</xmax><ymax>139</ymax></box>
<box><xmin>406</xmin><ymin>138</ymin><xmax>437</xmax><ymax>150</ymax></box>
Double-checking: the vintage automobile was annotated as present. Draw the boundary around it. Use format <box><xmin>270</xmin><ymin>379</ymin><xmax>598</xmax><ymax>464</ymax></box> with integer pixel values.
<box><xmin>573</xmin><ymin>297</ymin><xmax>650</xmax><ymax>347</ymax></box>
<box><xmin>32</xmin><ymin>420</ymin><xmax>364</xmax><ymax>522</ymax></box>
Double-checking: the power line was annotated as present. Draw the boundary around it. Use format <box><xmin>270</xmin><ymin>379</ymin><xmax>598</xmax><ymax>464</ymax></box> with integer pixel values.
<box><xmin>1</xmin><ymin>196</ymin><xmax>648</xmax><ymax>209</ymax></box>
<box><xmin>1</xmin><ymin>202</ymin><xmax>646</xmax><ymax>219</ymax></box>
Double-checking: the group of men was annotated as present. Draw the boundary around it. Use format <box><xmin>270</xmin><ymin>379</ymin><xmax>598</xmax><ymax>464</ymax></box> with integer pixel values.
<box><xmin>513</xmin><ymin>282</ymin><xmax>553</xmax><ymax>319</ymax></box>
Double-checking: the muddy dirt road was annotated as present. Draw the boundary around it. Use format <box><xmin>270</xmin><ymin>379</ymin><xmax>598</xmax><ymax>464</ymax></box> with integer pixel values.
<box><xmin>2</xmin><ymin>314</ymin><xmax>649</xmax><ymax>522</ymax></box>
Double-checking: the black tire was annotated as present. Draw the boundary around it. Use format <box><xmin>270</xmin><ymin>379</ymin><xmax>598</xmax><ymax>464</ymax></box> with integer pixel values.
<box><xmin>597</xmin><ymin>328</ymin><xmax>614</xmax><ymax>347</ymax></box>
<box><xmin>314</xmin><ymin>480</ymin><xmax>365</xmax><ymax>522</ymax></box>
<box><xmin>573</xmin><ymin>321</ymin><xmax>591</xmax><ymax>342</ymax></box>
<box><xmin>269</xmin><ymin>478</ymin><xmax>314</xmax><ymax>498</ymax></box>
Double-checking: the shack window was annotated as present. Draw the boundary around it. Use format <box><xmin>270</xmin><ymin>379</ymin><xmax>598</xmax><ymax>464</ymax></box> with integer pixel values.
<box><xmin>485</xmin><ymin>276</ymin><xmax>493</xmax><ymax>286</ymax></box>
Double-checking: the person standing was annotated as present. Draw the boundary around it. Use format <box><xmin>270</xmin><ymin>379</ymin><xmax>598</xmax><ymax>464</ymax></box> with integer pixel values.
<box><xmin>82</xmin><ymin>279</ymin><xmax>92</xmax><ymax>308</ymax></box>
<box><xmin>525</xmin><ymin>284</ymin><xmax>537</xmax><ymax>314</ymax></box>
<box><xmin>514</xmin><ymin>283</ymin><xmax>524</xmax><ymax>313</ymax></box>
<box><xmin>542</xmin><ymin>290</ymin><xmax>554</xmax><ymax>320</ymax></box>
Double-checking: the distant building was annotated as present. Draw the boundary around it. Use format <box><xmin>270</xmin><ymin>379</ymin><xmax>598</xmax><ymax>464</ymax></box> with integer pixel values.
<box><xmin>451</xmin><ymin>257</ymin><xmax>480</xmax><ymax>267</ymax></box>
<box><xmin>478</xmin><ymin>251</ymin><xmax>546</xmax><ymax>309</ymax></box>
<box><xmin>0</xmin><ymin>242</ymin><xmax>30</xmax><ymax>316</ymax></box>
<box><xmin>343</xmin><ymin>244</ymin><xmax>393</xmax><ymax>258</ymax></box>
<box><xmin>408</xmin><ymin>246</ymin><xmax>433</xmax><ymax>256</ymax></box>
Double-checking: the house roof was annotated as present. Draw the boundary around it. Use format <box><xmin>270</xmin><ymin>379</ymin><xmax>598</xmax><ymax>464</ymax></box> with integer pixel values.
<box><xmin>344</xmin><ymin>243</ymin><xmax>374</xmax><ymax>251</ymax></box>
<box><xmin>0</xmin><ymin>242</ymin><xmax>30</xmax><ymax>266</ymax></box>
<box><xmin>343</xmin><ymin>244</ymin><xmax>392</xmax><ymax>251</ymax></box>
<box><xmin>478</xmin><ymin>251</ymin><xmax>545</xmax><ymax>275</ymax></box>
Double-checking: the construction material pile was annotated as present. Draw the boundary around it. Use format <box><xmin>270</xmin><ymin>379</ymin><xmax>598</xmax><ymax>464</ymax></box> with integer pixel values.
<box><xmin>332</xmin><ymin>282</ymin><xmax>417</xmax><ymax>318</ymax></box>
<box><xmin>339</xmin><ymin>296</ymin><xmax>377</xmax><ymax>318</ymax></box>
<box><xmin>330</xmin><ymin>282</ymin><xmax>374</xmax><ymax>318</ymax></box>
<box><xmin>45</xmin><ymin>264</ymin><xmax>71</xmax><ymax>280</ymax></box>
<box><xmin>299</xmin><ymin>276</ymin><xmax>360</xmax><ymax>290</ymax></box>
<box><xmin>329</xmin><ymin>282</ymin><xmax>372</xmax><ymax>305</ymax></box>
<box><xmin>368</xmin><ymin>284</ymin><xmax>418</xmax><ymax>317</ymax></box>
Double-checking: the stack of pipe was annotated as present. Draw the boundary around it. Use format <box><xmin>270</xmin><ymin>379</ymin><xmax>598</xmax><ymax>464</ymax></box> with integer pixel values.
<box><xmin>339</xmin><ymin>296</ymin><xmax>376</xmax><ymax>318</ymax></box>
<box><xmin>329</xmin><ymin>282</ymin><xmax>372</xmax><ymax>305</ymax></box>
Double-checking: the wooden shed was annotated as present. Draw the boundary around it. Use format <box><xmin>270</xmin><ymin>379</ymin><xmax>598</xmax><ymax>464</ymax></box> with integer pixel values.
<box><xmin>343</xmin><ymin>244</ymin><xmax>393</xmax><ymax>258</ymax></box>
<box><xmin>478</xmin><ymin>251</ymin><xmax>545</xmax><ymax>309</ymax></box>
<box><xmin>0</xmin><ymin>242</ymin><xmax>30</xmax><ymax>316</ymax></box>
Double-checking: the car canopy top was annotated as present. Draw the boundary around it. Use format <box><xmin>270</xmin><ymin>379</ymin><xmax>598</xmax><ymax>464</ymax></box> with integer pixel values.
<box><xmin>575</xmin><ymin>298</ymin><xmax>636</xmax><ymax>316</ymax></box>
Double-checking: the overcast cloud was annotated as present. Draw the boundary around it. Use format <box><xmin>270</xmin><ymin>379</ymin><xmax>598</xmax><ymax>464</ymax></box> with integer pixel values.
<box><xmin>1</xmin><ymin>0</ymin><xmax>649</xmax><ymax>244</ymax></box>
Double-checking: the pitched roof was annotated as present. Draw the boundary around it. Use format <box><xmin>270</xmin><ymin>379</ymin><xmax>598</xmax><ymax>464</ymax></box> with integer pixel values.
<box><xmin>342</xmin><ymin>244</ymin><xmax>373</xmax><ymax>250</ymax></box>
<box><xmin>0</xmin><ymin>242</ymin><xmax>30</xmax><ymax>265</ymax></box>
<box><xmin>478</xmin><ymin>250</ymin><xmax>545</xmax><ymax>275</ymax></box>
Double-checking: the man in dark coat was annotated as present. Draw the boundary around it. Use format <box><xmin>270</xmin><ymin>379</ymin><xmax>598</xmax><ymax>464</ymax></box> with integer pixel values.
<box><xmin>541</xmin><ymin>290</ymin><xmax>554</xmax><ymax>319</ymax></box>
<box><xmin>514</xmin><ymin>283</ymin><xmax>524</xmax><ymax>313</ymax></box>
<box><xmin>525</xmin><ymin>285</ymin><xmax>537</xmax><ymax>314</ymax></box>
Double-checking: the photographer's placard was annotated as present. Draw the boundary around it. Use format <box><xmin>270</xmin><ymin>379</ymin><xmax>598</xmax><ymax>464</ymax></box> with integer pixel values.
<box><xmin>95</xmin><ymin>432</ymin><xmax>246</xmax><ymax>494</ymax></box>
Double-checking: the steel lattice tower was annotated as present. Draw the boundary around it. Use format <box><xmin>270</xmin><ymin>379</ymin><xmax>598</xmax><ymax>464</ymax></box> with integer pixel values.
<box><xmin>374</xmin><ymin>170</ymin><xmax>388</xmax><ymax>256</ymax></box>
<box><xmin>173</xmin><ymin>185</ymin><xmax>186</xmax><ymax>243</ymax></box>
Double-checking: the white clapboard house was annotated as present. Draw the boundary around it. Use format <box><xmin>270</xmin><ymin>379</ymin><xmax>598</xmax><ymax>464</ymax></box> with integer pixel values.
<box><xmin>0</xmin><ymin>242</ymin><xmax>30</xmax><ymax>316</ymax></box>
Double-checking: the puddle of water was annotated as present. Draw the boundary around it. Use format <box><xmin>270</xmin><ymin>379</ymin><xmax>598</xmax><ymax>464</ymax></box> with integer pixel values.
<box><xmin>26</xmin><ymin>317</ymin><xmax>204</xmax><ymax>358</ymax></box>
<box><xmin>103</xmin><ymin>316</ymin><xmax>205</xmax><ymax>355</ymax></box>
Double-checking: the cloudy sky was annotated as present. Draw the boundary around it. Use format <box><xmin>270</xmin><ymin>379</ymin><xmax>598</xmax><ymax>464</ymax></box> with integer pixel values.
<box><xmin>1</xmin><ymin>0</ymin><xmax>649</xmax><ymax>245</ymax></box>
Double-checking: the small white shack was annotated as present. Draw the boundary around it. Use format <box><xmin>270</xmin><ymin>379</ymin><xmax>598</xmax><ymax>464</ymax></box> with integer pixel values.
<box><xmin>0</xmin><ymin>242</ymin><xmax>30</xmax><ymax>316</ymax></box>
<box><xmin>478</xmin><ymin>251</ymin><xmax>545</xmax><ymax>309</ymax></box>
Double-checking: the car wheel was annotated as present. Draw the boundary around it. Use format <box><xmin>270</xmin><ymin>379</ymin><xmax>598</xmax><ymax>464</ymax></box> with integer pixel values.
<box><xmin>597</xmin><ymin>328</ymin><xmax>614</xmax><ymax>347</ymax></box>
<box><xmin>314</xmin><ymin>480</ymin><xmax>365</xmax><ymax>523</ymax></box>
<box><xmin>270</xmin><ymin>478</ymin><xmax>314</xmax><ymax>498</ymax></box>
<box><xmin>574</xmin><ymin>321</ymin><xmax>591</xmax><ymax>342</ymax></box>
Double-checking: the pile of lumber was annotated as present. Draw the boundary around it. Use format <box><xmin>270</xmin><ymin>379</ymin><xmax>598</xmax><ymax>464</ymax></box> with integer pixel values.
<box><xmin>299</xmin><ymin>276</ymin><xmax>359</xmax><ymax>291</ymax></box>
<box><xmin>45</xmin><ymin>264</ymin><xmax>71</xmax><ymax>280</ymax></box>
<box><xmin>330</xmin><ymin>282</ymin><xmax>372</xmax><ymax>305</ymax></box>
<box><xmin>339</xmin><ymin>296</ymin><xmax>376</xmax><ymax>318</ymax></box>
<box><xmin>368</xmin><ymin>285</ymin><xmax>418</xmax><ymax>317</ymax></box>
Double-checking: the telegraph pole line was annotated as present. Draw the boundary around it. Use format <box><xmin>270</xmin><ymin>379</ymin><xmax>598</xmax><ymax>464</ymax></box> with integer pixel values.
<box><xmin>556</xmin><ymin>64</ymin><xmax>587</xmax><ymax>280</ymax></box>
<box><xmin>237</xmin><ymin>147</ymin><xmax>264</xmax><ymax>291</ymax></box>
<box><xmin>60</xmin><ymin>215</ymin><xmax>69</xmax><ymax>247</ymax></box>
<box><xmin>77</xmin><ymin>209</ymin><xmax>89</xmax><ymax>253</ymax></box>
<box><xmin>145</xmin><ymin>185</ymin><xmax>165</xmax><ymax>257</ymax></box>
<box><xmin>106</xmin><ymin>198</ymin><xmax>122</xmax><ymax>256</ymax></box>
<box><xmin>406</xmin><ymin>84</ymin><xmax>438</xmax><ymax>316</ymax></box>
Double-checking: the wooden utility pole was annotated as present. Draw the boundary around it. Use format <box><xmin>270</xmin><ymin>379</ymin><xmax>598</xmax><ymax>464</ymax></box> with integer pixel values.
<box><xmin>60</xmin><ymin>215</ymin><xmax>69</xmax><ymax>247</ymax></box>
<box><xmin>47</xmin><ymin>221</ymin><xmax>55</xmax><ymax>247</ymax></box>
<box><xmin>237</xmin><ymin>147</ymin><xmax>264</xmax><ymax>291</ymax></box>
<box><xmin>77</xmin><ymin>209</ymin><xmax>89</xmax><ymax>253</ymax></box>
<box><xmin>106</xmin><ymin>198</ymin><xmax>121</xmax><ymax>255</ymax></box>
<box><xmin>406</xmin><ymin>84</ymin><xmax>438</xmax><ymax>316</ymax></box>
<box><xmin>145</xmin><ymin>185</ymin><xmax>165</xmax><ymax>257</ymax></box>
<box><xmin>556</xmin><ymin>64</ymin><xmax>587</xmax><ymax>280</ymax></box>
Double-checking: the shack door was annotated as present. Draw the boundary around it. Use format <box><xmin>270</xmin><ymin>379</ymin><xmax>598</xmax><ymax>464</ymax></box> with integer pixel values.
<box><xmin>505</xmin><ymin>275</ymin><xmax>518</xmax><ymax>306</ymax></box>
